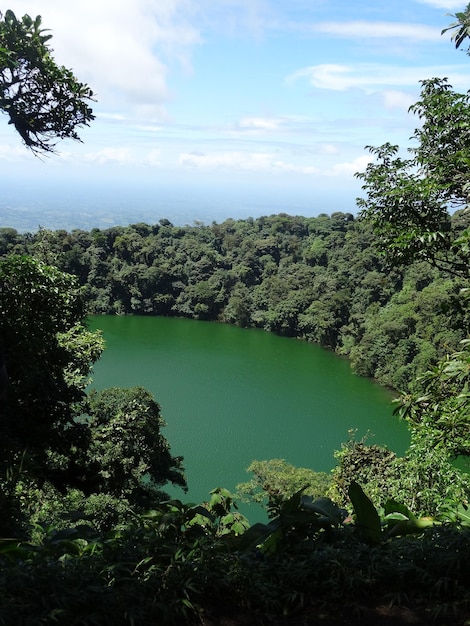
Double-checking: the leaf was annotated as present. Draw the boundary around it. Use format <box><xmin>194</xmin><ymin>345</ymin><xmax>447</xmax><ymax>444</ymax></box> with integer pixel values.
<box><xmin>384</xmin><ymin>499</ymin><xmax>417</xmax><ymax>522</ymax></box>
<box><xmin>228</xmin><ymin>520</ymin><xmax>280</xmax><ymax>553</ymax></box>
<box><xmin>302</xmin><ymin>496</ymin><xmax>346</xmax><ymax>526</ymax></box>
<box><xmin>384</xmin><ymin>513</ymin><xmax>409</xmax><ymax>522</ymax></box>
<box><xmin>454</xmin><ymin>502</ymin><xmax>470</xmax><ymax>526</ymax></box>
<box><xmin>386</xmin><ymin>517</ymin><xmax>436</xmax><ymax>538</ymax></box>
<box><xmin>186</xmin><ymin>505</ymin><xmax>214</xmax><ymax>523</ymax></box>
<box><xmin>348</xmin><ymin>481</ymin><xmax>382</xmax><ymax>543</ymax></box>
<box><xmin>0</xmin><ymin>539</ymin><xmax>34</xmax><ymax>561</ymax></box>
<box><xmin>280</xmin><ymin>488</ymin><xmax>304</xmax><ymax>514</ymax></box>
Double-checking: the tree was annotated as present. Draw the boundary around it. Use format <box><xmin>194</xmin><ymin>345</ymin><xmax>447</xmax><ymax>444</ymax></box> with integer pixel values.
<box><xmin>236</xmin><ymin>459</ymin><xmax>331</xmax><ymax>515</ymax></box>
<box><xmin>0</xmin><ymin>255</ymin><xmax>104</xmax><ymax>491</ymax></box>
<box><xmin>329</xmin><ymin>431</ymin><xmax>470</xmax><ymax>517</ymax></box>
<box><xmin>0</xmin><ymin>10</ymin><xmax>94</xmax><ymax>154</ymax></box>
<box><xmin>85</xmin><ymin>387</ymin><xmax>186</xmax><ymax>507</ymax></box>
<box><xmin>355</xmin><ymin>34</ymin><xmax>470</xmax><ymax>506</ymax></box>
<box><xmin>356</xmin><ymin>79</ymin><xmax>470</xmax><ymax>278</ymax></box>
<box><xmin>442</xmin><ymin>3</ymin><xmax>470</xmax><ymax>53</ymax></box>
<box><xmin>397</xmin><ymin>340</ymin><xmax>470</xmax><ymax>460</ymax></box>
<box><xmin>0</xmin><ymin>257</ymin><xmax>187</xmax><ymax>533</ymax></box>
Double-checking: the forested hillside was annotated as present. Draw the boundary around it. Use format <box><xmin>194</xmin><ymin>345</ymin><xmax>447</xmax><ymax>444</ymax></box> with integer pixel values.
<box><xmin>1</xmin><ymin>208</ymin><xmax>469</xmax><ymax>391</ymax></box>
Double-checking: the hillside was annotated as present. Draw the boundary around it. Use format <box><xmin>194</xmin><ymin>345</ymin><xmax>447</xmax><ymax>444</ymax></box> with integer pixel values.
<box><xmin>1</xmin><ymin>210</ymin><xmax>469</xmax><ymax>391</ymax></box>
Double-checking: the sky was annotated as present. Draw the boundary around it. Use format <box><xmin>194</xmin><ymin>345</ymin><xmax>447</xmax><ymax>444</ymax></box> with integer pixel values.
<box><xmin>2</xmin><ymin>0</ymin><xmax>470</xmax><ymax>226</ymax></box>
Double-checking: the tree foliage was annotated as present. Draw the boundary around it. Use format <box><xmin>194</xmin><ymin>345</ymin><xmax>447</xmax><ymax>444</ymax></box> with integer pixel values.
<box><xmin>0</xmin><ymin>10</ymin><xmax>94</xmax><ymax>153</ymax></box>
<box><xmin>442</xmin><ymin>3</ymin><xmax>470</xmax><ymax>53</ymax></box>
<box><xmin>236</xmin><ymin>458</ymin><xmax>331</xmax><ymax>515</ymax></box>
<box><xmin>0</xmin><ymin>256</ymin><xmax>101</xmax><ymax>459</ymax></box>
<box><xmin>0</xmin><ymin>255</ymin><xmax>186</xmax><ymax>534</ymax></box>
<box><xmin>86</xmin><ymin>386</ymin><xmax>186</xmax><ymax>502</ymax></box>
<box><xmin>329</xmin><ymin>432</ymin><xmax>470</xmax><ymax>518</ymax></box>
<box><xmin>3</xmin><ymin>211</ymin><xmax>468</xmax><ymax>391</ymax></box>
<box><xmin>397</xmin><ymin>339</ymin><xmax>470</xmax><ymax>459</ymax></box>
<box><xmin>356</xmin><ymin>78</ymin><xmax>470</xmax><ymax>277</ymax></box>
<box><xmin>354</xmin><ymin>47</ymin><xmax>470</xmax><ymax>521</ymax></box>
<box><xmin>0</xmin><ymin>494</ymin><xmax>468</xmax><ymax>625</ymax></box>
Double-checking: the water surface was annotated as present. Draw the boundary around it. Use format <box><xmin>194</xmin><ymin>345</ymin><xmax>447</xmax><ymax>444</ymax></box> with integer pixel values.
<box><xmin>89</xmin><ymin>315</ymin><xmax>409</xmax><ymax>516</ymax></box>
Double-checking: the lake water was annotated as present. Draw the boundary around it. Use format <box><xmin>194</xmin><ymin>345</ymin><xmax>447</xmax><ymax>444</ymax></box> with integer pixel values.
<box><xmin>88</xmin><ymin>315</ymin><xmax>410</xmax><ymax>519</ymax></box>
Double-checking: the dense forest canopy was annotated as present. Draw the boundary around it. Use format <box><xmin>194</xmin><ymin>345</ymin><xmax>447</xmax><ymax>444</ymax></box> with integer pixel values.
<box><xmin>2</xmin><ymin>207</ymin><xmax>469</xmax><ymax>392</ymax></box>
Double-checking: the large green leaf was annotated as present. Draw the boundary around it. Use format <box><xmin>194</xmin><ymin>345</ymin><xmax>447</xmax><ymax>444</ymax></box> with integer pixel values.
<box><xmin>302</xmin><ymin>496</ymin><xmax>346</xmax><ymax>527</ymax></box>
<box><xmin>348</xmin><ymin>481</ymin><xmax>382</xmax><ymax>543</ymax></box>
<box><xmin>229</xmin><ymin>520</ymin><xmax>281</xmax><ymax>553</ymax></box>
<box><xmin>384</xmin><ymin>499</ymin><xmax>417</xmax><ymax>522</ymax></box>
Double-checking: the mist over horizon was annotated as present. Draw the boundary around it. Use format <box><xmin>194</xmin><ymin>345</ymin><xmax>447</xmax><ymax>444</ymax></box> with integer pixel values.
<box><xmin>0</xmin><ymin>177</ymin><xmax>358</xmax><ymax>233</ymax></box>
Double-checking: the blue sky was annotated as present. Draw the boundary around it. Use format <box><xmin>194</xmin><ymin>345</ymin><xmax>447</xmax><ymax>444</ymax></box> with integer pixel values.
<box><xmin>2</xmin><ymin>0</ymin><xmax>470</xmax><ymax>222</ymax></box>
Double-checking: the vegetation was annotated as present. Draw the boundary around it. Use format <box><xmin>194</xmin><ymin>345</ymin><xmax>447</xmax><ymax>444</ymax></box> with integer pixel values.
<box><xmin>0</xmin><ymin>9</ymin><xmax>94</xmax><ymax>153</ymax></box>
<box><xmin>236</xmin><ymin>459</ymin><xmax>332</xmax><ymax>514</ymax></box>
<box><xmin>356</xmin><ymin>77</ymin><xmax>470</xmax><ymax>277</ymax></box>
<box><xmin>0</xmin><ymin>6</ymin><xmax>469</xmax><ymax>626</ymax></box>
<box><xmin>0</xmin><ymin>8</ymin><xmax>186</xmax><ymax>535</ymax></box>
<box><xmin>0</xmin><ymin>254</ymin><xmax>186</xmax><ymax>538</ymax></box>
<box><xmin>1</xmin><ymin>208</ymin><xmax>469</xmax><ymax>393</ymax></box>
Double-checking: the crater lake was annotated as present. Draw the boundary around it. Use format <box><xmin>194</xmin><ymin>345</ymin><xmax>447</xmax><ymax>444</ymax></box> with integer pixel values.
<box><xmin>88</xmin><ymin>315</ymin><xmax>410</xmax><ymax>519</ymax></box>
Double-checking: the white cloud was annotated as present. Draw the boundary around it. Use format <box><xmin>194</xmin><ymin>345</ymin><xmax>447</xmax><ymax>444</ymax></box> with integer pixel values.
<box><xmin>272</xmin><ymin>161</ymin><xmax>319</xmax><ymax>175</ymax></box>
<box><xmin>314</xmin><ymin>21</ymin><xmax>439</xmax><ymax>40</ymax></box>
<box><xmin>381</xmin><ymin>90</ymin><xmax>415</xmax><ymax>111</ymax></box>
<box><xmin>287</xmin><ymin>63</ymin><xmax>470</xmax><ymax>91</ymax></box>
<box><xmin>177</xmin><ymin>150</ymin><xmax>370</xmax><ymax>178</ymax></box>
<box><xmin>195</xmin><ymin>0</ymin><xmax>274</xmax><ymax>39</ymax></box>
<box><xmin>133</xmin><ymin>125</ymin><xmax>164</xmax><ymax>133</ymax></box>
<box><xmin>98</xmin><ymin>113</ymin><xmax>127</xmax><ymax>122</ymax></box>
<box><xmin>56</xmin><ymin>146</ymin><xmax>164</xmax><ymax>168</ymax></box>
<box><xmin>238</xmin><ymin>117</ymin><xmax>283</xmax><ymax>131</ymax></box>
<box><xmin>81</xmin><ymin>147</ymin><xmax>137</xmax><ymax>166</ymax></box>
<box><xmin>4</xmin><ymin>0</ymin><xmax>201</xmax><ymax>118</ymax></box>
<box><xmin>330</xmin><ymin>155</ymin><xmax>372</xmax><ymax>177</ymax></box>
<box><xmin>417</xmin><ymin>0</ymin><xmax>462</xmax><ymax>9</ymax></box>
<box><xmin>0</xmin><ymin>143</ymin><xmax>30</xmax><ymax>160</ymax></box>
<box><xmin>179</xmin><ymin>151</ymin><xmax>274</xmax><ymax>171</ymax></box>
<box><xmin>320</xmin><ymin>144</ymin><xmax>339</xmax><ymax>155</ymax></box>
<box><xmin>146</xmin><ymin>150</ymin><xmax>163</xmax><ymax>167</ymax></box>
<box><xmin>230</xmin><ymin>115</ymin><xmax>313</xmax><ymax>136</ymax></box>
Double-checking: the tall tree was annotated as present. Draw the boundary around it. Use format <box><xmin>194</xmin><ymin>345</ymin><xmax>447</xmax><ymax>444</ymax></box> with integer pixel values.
<box><xmin>0</xmin><ymin>255</ymin><xmax>104</xmax><ymax>491</ymax></box>
<box><xmin>356</xmin><ymin>78</ymin><xmax>470</xmax><ymax>278</ymax></box>
<box><xmin>356</xmin><ymin>21</ymin><xmax>470</xmax><ymax>474</ymax></box>
<box><xmin>0</xmin><ymin>257</ymin><xmax>186</xmax><ymax>532</ymax></box>
<box><xmin>86</xmin><ymin>387</ymin><xmax>186</xmax><ymax>505</ymax></box>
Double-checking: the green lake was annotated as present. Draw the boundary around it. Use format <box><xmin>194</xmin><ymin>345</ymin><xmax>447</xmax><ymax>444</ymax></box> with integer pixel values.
<box><xmin>89</xmin><ymin>315</ymin><xmax>410</xmax><ymax>518</ymax></box>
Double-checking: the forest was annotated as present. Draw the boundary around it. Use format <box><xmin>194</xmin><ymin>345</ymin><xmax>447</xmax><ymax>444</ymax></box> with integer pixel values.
<box><xmin>2</xmin><ymin>206</ymin><xmax>470</xmax><ymax>393</ymax></box>
<box><xmin>0</xmin><ymin>7</ymin><xmax>470</xmax><ymax>626</ymax></box>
